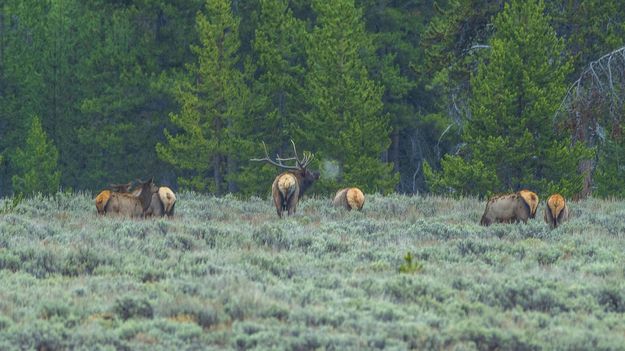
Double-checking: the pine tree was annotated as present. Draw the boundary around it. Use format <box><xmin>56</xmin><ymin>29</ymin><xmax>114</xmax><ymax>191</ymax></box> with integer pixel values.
<box><xmin>426</xmin><ymin>0</ymin><xmax>591</xmax><ymax>197</ymax></box>
<box><xmin>11</xmin><ymin>117</ymin><xmax>61</xmax><ymax>196</ymax></box>
<box><xmin>0</xmin><ymin>0</ymin><xmax>46</xmax><ymax>195</ymax></box>
<box><xmin>251</xmin><ymin>0</ymin><xmax>306</xmax><ymax>147</ymax></box>
<box><xmin>242</xmin><ymin>0</ymin><xmax>308</xmax><ymax>195</ymax></box>
<box><xmin>358</xmin><ymin>0</ymin><xmax>422</xmax><ymax>192</ymax></box>
<box><xmin>157</xmin><ymin>0</ymin><xmax>251</xmax><ymax>194</ymax></box>
<box><xmin>302</xmin><ymin>0</ymin><xmax>398</xmax><ymax>193</ymax></box>
<box><xmin>419</xmin><ymin>0</ymin><xmax>502</xmax><ymax>194</ymax></box>
<box><xmin>73</xmin><ymin>1</ymin><xmax>204</xmax><ymax>190</ymax></box>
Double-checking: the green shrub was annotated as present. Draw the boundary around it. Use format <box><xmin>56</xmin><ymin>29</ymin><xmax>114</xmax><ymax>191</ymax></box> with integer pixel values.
<box><xmin>399</xmin><ymin>252</ymin><xmax>423</xmax><ymax>274</ymax></box>
<box><xmin>113</xmin><ymin>297</ymin><xmax>154</xmax><ymax>321</ymax></box>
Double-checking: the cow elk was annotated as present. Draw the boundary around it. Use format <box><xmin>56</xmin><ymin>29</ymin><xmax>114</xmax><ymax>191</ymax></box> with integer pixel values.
<box><xmin>103</xmin><ymin>178</ymin><xmax>158</xmax><ymax>217</ymax></box>
<box><xmin>333</xmin><ymin>187</ymin><xmax>365</xmax><ymax>211</ymax></box>
<box><xmin>251</xmin><ymin>140</ymin><xmax>319</xmax><ymax>218</ymax></box>
<box><xmin>95</xmin><ymin>182</ymin><xmax>132</xmax><ymax>215</ymax></box>
<box><xmin>479</xmin><ymin>191</ymin><xmax>533</xmax><ymax>226</ymax></box>
<box><xmin>544</xmin><ymin>194</ymin><xmax>569</xmax><ymax>229</ymax></box>
<box><xmin>145</xmin><ymin>186</ymin><xmax>177</xmax><ymax>217</ymax></box>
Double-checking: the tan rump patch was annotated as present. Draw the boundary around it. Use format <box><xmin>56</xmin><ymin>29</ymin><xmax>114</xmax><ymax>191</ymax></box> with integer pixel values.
<box><xmin>346</xmin><ymin>188</ymin><xmax>365</xmax><ymax>210</ymax></box>
<box><xmin>277</xmin><ymin>173</ymin><xmax>297</xmax><ymax>197</ymax></box>
<box><xmin>547</xmin><ymin>194</ymin><xmax>566</xmax><ymax>219</ymax></box>
<box><xmin>158</xmin><ymin>187</ymin><xmax>176</xmax><ymax>213</ymax></box>
<box><xmin>518</xmin><ymin>190</ymin><xmax>539</xmax><ymax>216</ymax></box>
<box><xmin>95</xmin><ymin>190</ymin><xmax>111</xmax><ymax>214</ymax></box>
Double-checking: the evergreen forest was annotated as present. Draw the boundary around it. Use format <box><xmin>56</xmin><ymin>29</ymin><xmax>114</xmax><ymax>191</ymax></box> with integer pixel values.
<box><xmin>1</xmin><ymin>0</ymin><xmax>625</xmax><ymax>198</ymax></box>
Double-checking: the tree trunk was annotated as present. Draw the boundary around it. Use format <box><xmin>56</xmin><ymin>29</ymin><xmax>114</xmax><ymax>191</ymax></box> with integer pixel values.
<box><xmin>576</xmin><ymin>159</ymin><xmax>593</xmax><ymax>200</ymax></box>
<box><xmin>390</xmin><ymin>129</ymin><xmax>400</xmax><ymax>191</ymax></box>
<box><xmin>213</xmin><ymin>154</ymin><xmax>222</xmax><ymax>195</ymax></box>
<box><xmin>227</xmin><ymin>155</ymin><xmax>237</xmax><ymax>193</ymax></box>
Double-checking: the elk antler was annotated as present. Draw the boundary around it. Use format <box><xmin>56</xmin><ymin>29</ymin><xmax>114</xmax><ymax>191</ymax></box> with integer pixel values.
<box><xmin>251</xmin><ymin>140</ymin><xmax>315</xmax><ymax>170</ymax></box>
<box><xmin>250</xmin><ymin>141</ymin><xmax>301</xmax><ymax>170</ymax></box>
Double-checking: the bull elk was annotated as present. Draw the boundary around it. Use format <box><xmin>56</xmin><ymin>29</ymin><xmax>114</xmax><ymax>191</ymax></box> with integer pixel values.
<box><xmin>251</xmin><ymin>140</ymin><xmax>319</xmax><ymax>218</ymax></box>
<box><xmin>479</xmin><ymin>191</ymin><xmax>535</xmax><ymax>226</ymax></box>
<box><xmin>95</xmin><ymin>182</ymin><xmax>132</xmax><ymax>215</ymax></box>
<box><xmin>333</xmin><ymin>187</ymin><xmax>365</xmax><ymax>211</ymax></box>
<box><xmin>103</xmin><ymin>178</ymin><xmax>158</xmax><ymax>217</ymax></box>
<box><xmin>544</xmin><ymin>194</ymin><xmax>569</xmax><ymax>229</ymax></box>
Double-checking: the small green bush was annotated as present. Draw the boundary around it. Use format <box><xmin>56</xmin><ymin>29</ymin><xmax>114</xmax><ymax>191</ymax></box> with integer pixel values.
<box><xmin>113</xmin><ymin>297</ymin><xmax>154</xmax><ymax>321</ymax></box>
<box><xmin>399</xmin><ymin>252</ymin><xmax>423</xmax><ymax>274</ymax></box>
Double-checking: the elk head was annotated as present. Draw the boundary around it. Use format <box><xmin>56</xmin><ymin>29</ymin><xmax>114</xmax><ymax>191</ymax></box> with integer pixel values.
<box><xmin>108</xmin><ymin>182</ymin><xmax>132</xmax><ymax>193</ymax></box>
<box><xmin>135</xmin><ymin>177</ymin><xmax>159</xmax><ymax>211</ymax></box>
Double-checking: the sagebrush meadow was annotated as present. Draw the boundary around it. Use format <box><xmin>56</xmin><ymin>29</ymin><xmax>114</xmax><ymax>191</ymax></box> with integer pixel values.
<box><xmin>0</xmin><ymin>193</ymin><xmax>624</xmax><ymax>350</ymax></box>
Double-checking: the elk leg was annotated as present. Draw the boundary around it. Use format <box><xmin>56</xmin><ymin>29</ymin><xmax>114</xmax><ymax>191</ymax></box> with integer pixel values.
<box><xmin>287</xmin><ymin>194</ymin><xmax>298</xmax><ymax>216</ymax></box>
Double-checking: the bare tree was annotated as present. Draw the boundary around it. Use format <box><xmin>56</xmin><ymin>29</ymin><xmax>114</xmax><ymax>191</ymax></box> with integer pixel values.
<box><xmin>556</xmin><ymin>46</ymin><xmax>625</xmax><ymax>145</ymax></box>
<box><xmin>555</xmin><ymin>46</ymin><xmax>625</xmax><ymax>198</ymax></box>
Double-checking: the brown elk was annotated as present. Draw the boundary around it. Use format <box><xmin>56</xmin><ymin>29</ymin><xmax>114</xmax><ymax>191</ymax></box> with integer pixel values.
<box><xmin>103</xmin><ymin>178</ymin><xmax>158</xmax><ymax>217</ymax></box>
<box><xmin>251</xmin><ymin>140</ymin><xmax>319</xmax><ymax>218</ymax></box>
<box><xmin>95</xmin><ymin>182</ymin><xmax>132</xmax><ymax>215</ymax></box>
<box><xmin>333</xmin><ymin>187</ymin><xmax>365</xmax><ymax>211</ymax></box>
<box><xmin>479</xmin><ymin>192</ymin><xmax>533</xmax><ymax>226</ymax></box>
<box><xmin>145</xmin><ymin>186</ymin><xmax>176</xmax><ymax>217</ymax></box>
<box><xmin>544</xmin><ymin>193</ymin><xmax>569</xmax><ymax>229</ymax></box>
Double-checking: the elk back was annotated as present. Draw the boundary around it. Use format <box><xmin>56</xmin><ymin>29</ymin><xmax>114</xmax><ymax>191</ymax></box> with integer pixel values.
<box><xmin>480</xmin><ymin>193</ymin><xmax>531</xmax><ymax>226</ymax></box>
<box><xmin>104</xmin><ymin>192</ymin><xmax>144</xmax><ymax>217</ymax></box>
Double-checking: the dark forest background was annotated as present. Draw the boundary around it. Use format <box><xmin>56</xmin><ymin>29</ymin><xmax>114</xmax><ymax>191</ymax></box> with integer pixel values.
<box><xmin>1</xmin><ymin>0</ymin><xmax>624</xmax><ymax>198</ymax></box>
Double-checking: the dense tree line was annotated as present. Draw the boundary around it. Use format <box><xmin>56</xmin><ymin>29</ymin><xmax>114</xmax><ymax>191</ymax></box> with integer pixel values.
<box><xmin>0</xmin><ymin>0</ymin><xmax>624</xmax><ymax>198</ymax></box>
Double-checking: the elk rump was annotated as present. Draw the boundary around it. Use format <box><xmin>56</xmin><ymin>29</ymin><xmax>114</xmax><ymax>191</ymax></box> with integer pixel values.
<box><xmin>518</xmin><ymin>189</ymin><xmax>539</xmax><ymax>218</ymax></box>
<box><xmin>145</xmin><ymin>187</ymin><xmax>177</xmax><ymax>217</ymax></box>
<box><xmin>544</xmin><ymin>194</ymin><xmax>569</xmax><ymax>229</ymax></box>
<box><xmin>95</xmin><ymin>182</ymin><xmax>132</xmax><ymax>215</ymax></box>
<box><xmin>332</xmin><ymin>187</ymin><xmax>365</xmax><ymax>211</ymax></box>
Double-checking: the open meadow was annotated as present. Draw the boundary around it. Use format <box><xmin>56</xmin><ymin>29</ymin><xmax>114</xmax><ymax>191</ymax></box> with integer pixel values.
<box><xmin>0</xmin><ymin>192</ymin><xmax>624</xmax><ymax>350</ymax></box>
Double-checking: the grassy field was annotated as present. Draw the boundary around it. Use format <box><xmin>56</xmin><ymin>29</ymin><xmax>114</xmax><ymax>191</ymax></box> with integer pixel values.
<box><xmin>0</xmin><ymin>192</ymin><xmax>624</xmax><ymax>350</ymax></box>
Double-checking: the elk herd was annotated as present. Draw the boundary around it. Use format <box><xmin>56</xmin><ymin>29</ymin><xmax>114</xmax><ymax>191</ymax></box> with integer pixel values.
<box><xmin>480</xmin><ymin>189</ymin><xmax>570</xmax><ymax>229</ymax></box>
<box><xmin>95</xmin><ymin>178</ymin><xmax>176</xmax><ymax>218</ymax></box>
<box><xmin>93</xmin><ymin>140</ymin><xmax>568</xmax><ymax>229</ymax></box>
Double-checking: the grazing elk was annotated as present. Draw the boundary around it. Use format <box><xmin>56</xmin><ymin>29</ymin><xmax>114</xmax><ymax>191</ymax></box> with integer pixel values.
<box><xmin>332</xmin><ymin>187</ymin><xmax>365</xmax><ymax>211</ymax></box>
<box><xmin>251</xmin><ymin>140</ymin><xmax>319</xmax><ymax>218</ymax></box>
<box><xmin>479</xmin><ymin>191</ymin><xmax>533</xmax><ymax>226</ymax></box>
<box><xmin>103</xmin><ymin>178</ymin><xmax>158</xmax><ymax>217</ymax></box>
<box><xmin>145</xmin><ymin>186</ymin><xmax>176</xmax><ymax>217</ymax></box>
<box><xmin>95</xmin><ymin>182</ymin><xmax>132</xmax><ymax>215</ymax></box>
<box><xmin>544</xmin><ymin>194</ymin><xmax>569</xmax><ymax>229</ymax></box>
<box><xmin>159</xmin><ymin>187</ymin><xmax>176</xmax><ymax>216</ymax></box>
<box><xmin>518</xmin><ymin>189</ymin><xmax>539</xmax><ymax>218</ymax></box>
